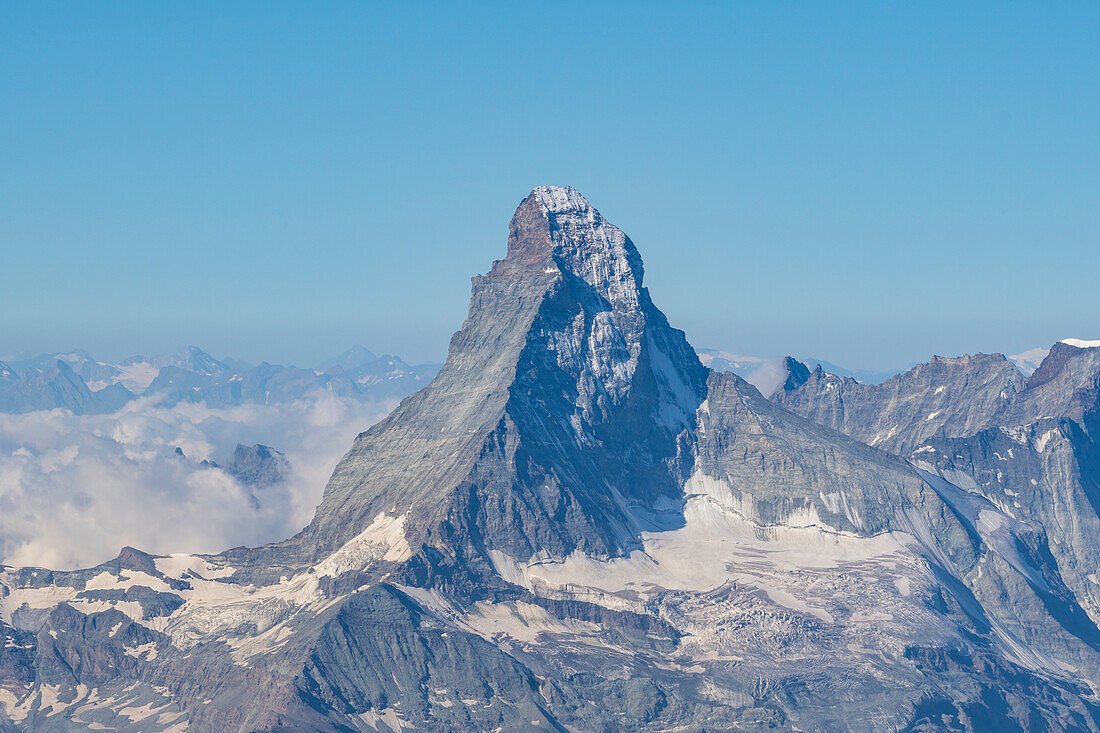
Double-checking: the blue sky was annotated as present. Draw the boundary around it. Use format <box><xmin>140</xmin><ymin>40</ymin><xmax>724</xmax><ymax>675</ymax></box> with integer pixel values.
<box><xmin>2</xmin><ymin>2</ymin><xmax>1098</xmax><ymax>369</ymax></box>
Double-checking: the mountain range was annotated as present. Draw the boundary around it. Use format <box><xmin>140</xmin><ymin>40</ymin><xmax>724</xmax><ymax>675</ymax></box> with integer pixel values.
<box><xmin>698</xmin><ymin>348</ymin><xmax>1057</xmax><ymax>392</ymax></box>
<box><xmin>2</xmin><ymin>187</ymin><xmax>1100</xmax><ymax>731</ymax></box>
<box><xmin>0</xmin><ymin>347</ymin><xmax>440</xmax><ymax>415</ymax></box>
<box><xmin>696</xmin><ymin>348</ymin><xmax>910</xmax><ymax>386</ymax></box>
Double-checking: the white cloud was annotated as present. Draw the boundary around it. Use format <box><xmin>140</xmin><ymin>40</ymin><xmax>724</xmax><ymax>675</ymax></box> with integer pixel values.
<box><xmin>741</xmin><ymin>358</ymin><xmax>789</xmax><ymax>398</ymax></box>
<box><xmin>0</xmin><ymin>393</ymin><xmax>395</xmax><ymax>570</ymax></box>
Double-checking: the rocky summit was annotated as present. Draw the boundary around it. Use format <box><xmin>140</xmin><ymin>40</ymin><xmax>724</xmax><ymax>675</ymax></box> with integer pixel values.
<box><xmin>4</xmin><ymin>187</ymin><xmax>1100</xmax><ymax>732</ymax></box>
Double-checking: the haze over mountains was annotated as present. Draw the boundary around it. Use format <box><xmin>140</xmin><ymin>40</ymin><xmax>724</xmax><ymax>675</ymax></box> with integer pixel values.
<box><xmin>0</xmin><ymin>336</ymin><xmax>1056</xmax><ymax>419</ymax></box>
<box><xmin>0</xmin><ymin>346</ymin><xmax>440</xmax><ymax>415</ymax></box>
<box><xmin>699</xmin><ymin>345</ymin><xmax>1064</xmax><ymax>396</ymax></box>
<box><xmin>697</xmin><ymin>348</ymin><xmax>909</xmax><ymax>388</ymax></box>
<box><xmin>2</xmin><ymin>188</ymin><xmax>1100</xmax><ymax>731</ymax></box>
<box><xmin>0</xmin><ymin>346</ymin><xmax>435</xmax><ymax>570</ymax></box>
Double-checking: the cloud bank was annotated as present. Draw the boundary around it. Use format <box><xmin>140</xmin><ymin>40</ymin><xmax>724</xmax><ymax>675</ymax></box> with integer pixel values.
<box><xmin>0</xmin><ymin>393</ymin><xmax>395</xmax><ymax>570</ymax></box>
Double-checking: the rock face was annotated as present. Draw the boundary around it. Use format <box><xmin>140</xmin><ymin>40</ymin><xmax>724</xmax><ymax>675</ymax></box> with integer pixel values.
<box><xmin>774</xmin><ymin>353</ymin><xmax>1027</xmax><ymax>454</ymax></box>
<box><xmin>776</xmin><ymin>341</ymin><xmax>1100</xmax><ymax>717</ymax></box>
<box><xmin>3</xmin><ymin>188</ymin><xmax>1100</xmax><ymax>732</ymax></box>
<box><xmin>224</xmin><ymin>444</ymin><xmax>289</xmax><ymax>488</ymax></box>
<box><xmin>296</xmin><ymin>187</ymin><xmax>708</xmax><ymax>572</ymax></box>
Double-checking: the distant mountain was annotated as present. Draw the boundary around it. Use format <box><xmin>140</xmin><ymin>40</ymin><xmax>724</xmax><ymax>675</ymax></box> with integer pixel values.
<box><xmin>223</xmin><ymin>443</ymin><xmax>291</xmax><ymax>510</ymax></box>
<box><xmin>166</xmin><ymin>345</ymin><xmax>233</xmax><ymax>379</ymax></box>
<box><xmin>1009</xmin><ymin>346</ymin><xmax>1051</xmax><ymax>376</ymax></box>
<box><xmin>0</xmin><ymin>359</ymin><xmax>133</xmax><ymax>415</ymax></box>
<box><xmin>0</xmin><ymin>345</ymin><xmax>441</xmax><ymax>414</ymax></box>
<box><xmin>797</xmin><ymin>357</ymin><xmax>907</xmax><ymax>384</ymax></box>
<box><xmin>316</xmin><ymin>344</ymin><xmax>377</xmax><ymax>372</ymax></box>
<box><xmin>224</xmin><ymin>443</ymin><xmax>289</xmax><ymax>487</ymax></box>
<box><xmin>695</xmin><ymin>348</ymin><xmax>763</xmax><ymax>373</ymax></box>
<box><xmin>700</xmin><ymin>348</ymin><xmax>906</xmax><ymax>385</ymax></box>
<box><xmin>9</xmin><ymin>349</ymin><xmax>120</xmax><ymax>386</ymax></box>
<box><xmin>5</xmin><ymin>187</ymin><xmax>1099</xmax><ymax>731</ymax></box>
<box><xmin>145</xmin><ymin>348</ymin><xmax>439</xmax><ymax>408</ymax></box>
<box><xmin>1010</xmin><ymin>340</ymin><xmax>1100</xmax><ymax>377</ymax></box>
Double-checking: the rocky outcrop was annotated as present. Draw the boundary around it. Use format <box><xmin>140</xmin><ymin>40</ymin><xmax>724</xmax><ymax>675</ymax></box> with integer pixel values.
<box><xmin>225</xmin><ymin>444</ymin><xmax>288</xmax><ymax>487</ymax></box>
<box><xmin>774</xmin><ymin>353</ymin><xmax>1027</xmax><ymax>454</ymax></box>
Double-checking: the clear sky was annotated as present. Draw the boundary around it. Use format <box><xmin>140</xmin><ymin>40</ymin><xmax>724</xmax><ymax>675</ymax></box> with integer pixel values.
<box><xmin>2</xmin><ymin>2</ymin><xmax>1098</xmax><ymax>370</ymax></box>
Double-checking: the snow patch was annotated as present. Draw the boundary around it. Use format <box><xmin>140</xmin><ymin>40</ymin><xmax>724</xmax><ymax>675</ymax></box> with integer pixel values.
<box><xmin>115</xmin><ymin>362</ymin><xmax>160</xmax><ymax>393</ymax></box>
<box><xmin>315</xmin><ymin>512</ymin><xmax>412</xmax><ymax>579</ymax></box>
<box><xmin>1</xmin><ymin>581</ymin><xmax>77</xmax><ymax>625</ymax></box>
<box><xmin>1060</xmin><ymin>338</ymin><xmax>1100</xmax><ymax>349</ymax></box>
<box><xmin>124</xmin><ymin>641</ymin><xmax>159</xmax><ymax>660</ymax></box>
<box><xmin>490</xmin><ymin>471</ymin><xmax>913</xmax><ymax>627</ymax></box>
<box><xmin>357</xmin><ymin>707</ymin><xmax>412</xmax><ymax>731</ymax></box>
<box><xmin>1034</xmin><ymin>429</ymin><xmax>1060</xmax><ymax>453</ymax></box>
<box><xmin>400</xmin><ymin>587</ymin><xmax>603</xmax><ymax>646</ymax></box>
<box><xmin>154</xmin><ymin>553</ymin><xmax>236</xmax><ymax>580</ymax></box>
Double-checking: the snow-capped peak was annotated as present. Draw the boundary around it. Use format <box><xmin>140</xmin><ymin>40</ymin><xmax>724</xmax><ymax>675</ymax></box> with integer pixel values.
<box><xmin>531</xmin><ymin>185</ymin><xmax>592</xmax><ymax>216</ymax></box>
<box><xmin>1008</xmin><ymin>347</ymin><xmax>1051</xmax><ymax>377</ymax></box>
<box><xmin>1060</xmin><ymin>338</ymin><xmax>1100</xmax><ymax>349</ymax></box>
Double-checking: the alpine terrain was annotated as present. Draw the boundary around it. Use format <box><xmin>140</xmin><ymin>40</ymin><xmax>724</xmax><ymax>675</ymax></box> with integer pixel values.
<box><xmin>4</xmin><ymin>187</ymin><xmax>1100</xmax><ymax>732</ymax></box>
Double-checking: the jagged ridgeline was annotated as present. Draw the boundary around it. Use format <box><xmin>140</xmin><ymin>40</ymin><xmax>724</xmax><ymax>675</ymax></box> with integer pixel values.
<box><xmin>3</xmin><ymin>187</ymin><xmax>1100</xmax><ymax>732</ymax></box>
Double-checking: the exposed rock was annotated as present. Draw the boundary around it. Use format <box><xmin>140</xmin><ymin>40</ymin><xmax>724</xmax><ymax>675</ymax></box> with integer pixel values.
<box><xmin>774</xmin><ymin>353</ymin><xmax>1027</xmax><ymax>454</ymax></box>
<box><xmin>225</xmin><ymin>444</ymin><xmax>288</xmax><ymax>488</ymax></box>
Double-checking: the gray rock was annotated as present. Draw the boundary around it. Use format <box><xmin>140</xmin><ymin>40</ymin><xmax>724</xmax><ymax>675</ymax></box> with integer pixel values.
<box><xmin>225</xmin><ymin>444</ymin><xmax>288</xmax><ymax>488</ymax></box>
<box><xmin>774</xmin><ymin>353</ymin><xmax>1027</xmax><ymax>454</ymax></box>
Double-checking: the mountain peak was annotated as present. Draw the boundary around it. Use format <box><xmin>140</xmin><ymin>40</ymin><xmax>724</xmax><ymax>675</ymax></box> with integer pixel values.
<box><xmin>1025</xmin><ymin>338</ymin><xmax>1100</xmax><ymax>393</ymax></box>
<box><xmin>500</xmin><ymin>187</ymin><xmax>643</xmax><ymax>296</ymax></box>
<box><xmin>10</xmin><ymin>189</ymin><xmax>1100</xmax><ymax>732</ymax></box>
<box><xmin>177</xmin><ymin>346</ymin><xmax>230</xmax><ymax>377</ymax></box>
<box><xmin>317</xmin><ymin>344</ymin><xmax>378</xmax><ymax>372</ymax></box>
<box><xmin>782</xmin><ymin>356</ymin><xmax>811</xmax><ymax>391</ymax></box>
<box><xmin>297</xmin><ymin>187</ymin><xmax>706</xmax><ymax>565</ymax></box>
<box><xmin>530</xmin><ymin>184</ymin><xmax>593</xmax><ymax>216</ymax></box>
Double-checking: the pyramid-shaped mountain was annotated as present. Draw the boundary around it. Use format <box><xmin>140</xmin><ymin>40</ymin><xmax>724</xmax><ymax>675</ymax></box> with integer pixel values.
<box><xmin>293</xmin><ymin>187</ymin><xmax>708</xmax><ymax>573</ymax></box>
